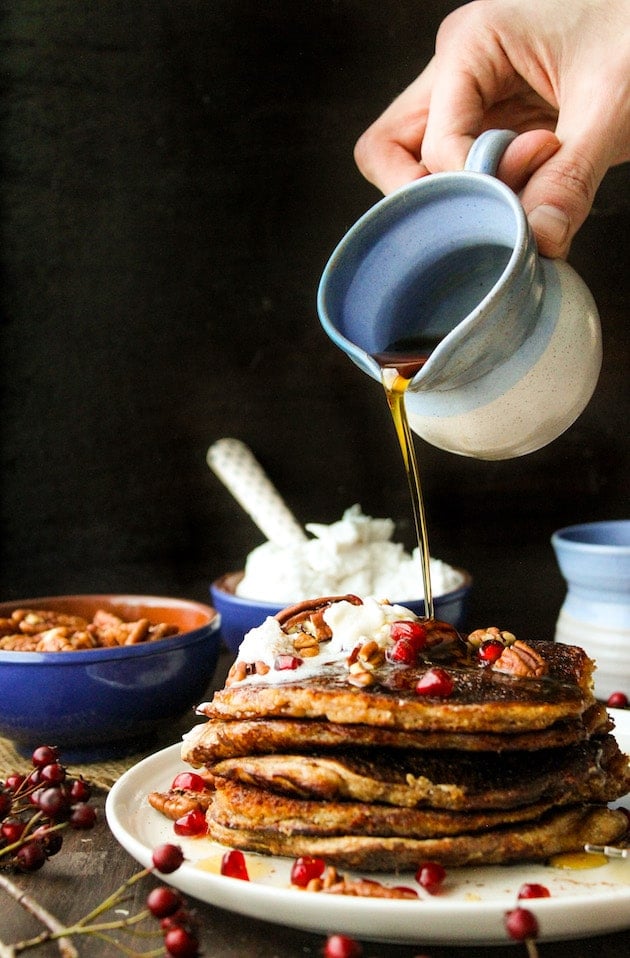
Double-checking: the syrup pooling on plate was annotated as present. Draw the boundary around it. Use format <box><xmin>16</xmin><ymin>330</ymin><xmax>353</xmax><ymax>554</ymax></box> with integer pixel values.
<box><xmin>376</xmin><ymin>350</ymin><xmax>434</xmax><ymax>621</ymax></box>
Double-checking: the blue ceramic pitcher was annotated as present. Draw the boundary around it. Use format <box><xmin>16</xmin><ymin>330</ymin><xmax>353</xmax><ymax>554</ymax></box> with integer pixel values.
<box><xmin>318</xmin><ymin>130</ymin><xmax>601</xmax><ymax>460</ymax></box>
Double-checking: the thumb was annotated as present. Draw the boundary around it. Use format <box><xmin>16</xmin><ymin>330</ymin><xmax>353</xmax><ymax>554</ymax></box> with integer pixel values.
<box><xmin>519</xmin><ymin>140</ymin><xmax>605</xmax><ymax>259</ymax></box>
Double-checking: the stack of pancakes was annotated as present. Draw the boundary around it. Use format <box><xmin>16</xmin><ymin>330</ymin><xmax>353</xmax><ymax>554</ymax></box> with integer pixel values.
<box><xmin>169</xmin><ymin>596</ymin><xmax>630</xmax><ymax>871</ymax></box>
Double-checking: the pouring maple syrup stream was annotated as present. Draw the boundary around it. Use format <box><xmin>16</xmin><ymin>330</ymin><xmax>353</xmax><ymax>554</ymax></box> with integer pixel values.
<box><xmin>375</xmin><ymin>341</ymin><xmax>436</xmax><ymax>621</ymax></box>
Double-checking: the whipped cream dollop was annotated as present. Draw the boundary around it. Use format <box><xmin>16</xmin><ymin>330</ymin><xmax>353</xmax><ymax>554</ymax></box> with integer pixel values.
<box><xmin>235</xmin><ymin>504</ymin><xmax>464</xmax><ymax>603</ymax></box>
<box><xmin>231</xmin><ymin>596</ymin><xmax>417</xmax><ymax>686</ymax></box>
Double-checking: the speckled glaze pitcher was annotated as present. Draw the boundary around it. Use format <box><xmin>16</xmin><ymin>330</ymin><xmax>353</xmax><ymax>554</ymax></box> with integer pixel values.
<box><xmin>318</xmin><ymin>130</ymin><xmax>602</xmax><ymax>460</ymax></box>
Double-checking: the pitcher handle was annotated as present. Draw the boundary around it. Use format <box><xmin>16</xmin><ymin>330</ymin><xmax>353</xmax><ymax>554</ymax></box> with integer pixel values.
<box><xmin>464</xmin><ymin>129</ymin><xmax>518</xmax><ymax>176</ymax></box>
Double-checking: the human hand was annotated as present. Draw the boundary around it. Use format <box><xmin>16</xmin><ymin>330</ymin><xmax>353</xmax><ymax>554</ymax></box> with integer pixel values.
<box><xmin>354</xmin><ymin>0</ymin><xmax>630</xmax><ymax>258</ymax></box>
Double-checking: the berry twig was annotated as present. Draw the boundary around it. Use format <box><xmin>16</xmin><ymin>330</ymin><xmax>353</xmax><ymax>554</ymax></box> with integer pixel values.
<box><xmin>0</xmin><ymin>843</ymin><xmax>198</xmax><ymax>957</ymax></box>
<box><xmin>0</xmin><ymin>871</ymin><xmax>78</xmax><ymax>957</ymax></box>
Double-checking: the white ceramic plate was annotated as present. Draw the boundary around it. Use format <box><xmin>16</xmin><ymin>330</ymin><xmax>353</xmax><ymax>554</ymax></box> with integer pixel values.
<box><xmin>106</xmin><ymin>710</ymin><xmax>630</xmax><ymax>946</ymax></box>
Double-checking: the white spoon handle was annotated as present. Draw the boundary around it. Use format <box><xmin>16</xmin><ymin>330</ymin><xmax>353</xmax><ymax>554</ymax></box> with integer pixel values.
<box><xmin>207</xmin><ymin>438</ymin><xmax>308</xmax><ymax>546</ymax></box>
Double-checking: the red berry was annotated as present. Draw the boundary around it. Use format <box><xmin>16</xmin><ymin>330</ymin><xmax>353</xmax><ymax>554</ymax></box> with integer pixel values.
<box><xmin>35</xmin><ymin>786</ymin><xmax>69</xmax><ymax>819</ymax></box>
<box><xmin>163</xmin><ymin>925</ymin><xmax>199</xmax><ymax>957</ymax></box>
<box><xmin>478</xmin><ymin>639</ymin><xmax>504</xmax><ymax>663</ymax></box>
<box><xmin>323</xmin><ymin>934</ymin><xmax>363</xmax><ymax>958</ymax></box>
<box><xmin>16</xmin><ymin>841</ymin><xmax>47</xmax><ymax>872</ymax></box>
<box><xmin>607</xmin><ymin>691</ymin><xmax>629</xmax><ymax>709</ymax></box>
<box><xmin>220</xmin><ymin>848</ymin><xmax>249</xmax><ymax>880</ymax></box>
<box><xmin>32</xmin><ymin>826</ymin><xmax>63</xmax><ymax>857</ymax></box>
<box><xmin>171</xmin><ymin>772</ymin><xmax>208</xmax><ymax>792</ymax></box>
<box><xmin>146</xmin><ymin>885</ymin><xmax>183</xmax><ymax>918</ymax></box>
<box><xmin>390</xmin><ymin>620</ymin><xmax>427</xmax><ymax>650</ymax></box>
<box><xmin>40</xmin><ymin>763</ymin><xmax>66</xmax><ymax>784</ymax></box>
<box><xmin>69</xmin><ymin>803</ymin><xmax>97</xmax><ymax>829</ymax></box>
<box><xmin>290</xmin><ymin>855</ymin><xmax>326</xmax><ymax>887</ymax></box>
<box><xmin>4</xmin><ymin>773</ymin><xmax>25</xmax><ymax>793</ymax></box>
<box><xmin>68</xmin><ymin>777</ymin><xmax>92</xmax><ymax>803</ymax></box>
<box><xmin>1</xmin><ymin>818</ymin><xmax>25</xmax><ymax>842</ymax></box>
<box><xmin>31</xmin><ymin>745</ymin><xmax>60</xmax><ymax>768</ymax></box>
<box><xmin>174</xmin><ymin>809</ymin><xmax>207</xmax><ymax>837</ymax></box>
<box><xmin>415</xmin><ymin>860</ymin><xmax>446</xmax><ymax>894</ymax></box>
<box><xmin>160</xmin><ymin>910</ymin><xmax>190</xmax><ymax>931</ymax></box>
<box><xmin>505</xmin><ymin>906</ymin><xmax>539</xmax><ymax>941</ymax></box>
<box><xmin>518</xmin><ymin>882</ymin><xmax>551</xmax><ymax>899</ymax></box>
<box><xmin>274</xmin><ymin>654</ymin><xmax>303</xmax><ymax>671</ymax></box>
<box><xmin>152</xmin><ymin>843</ymin><xmax>185</xmax><ymax>873</ymax></box>
<box><xmin>415</xmin><ymin>667</ymin><xmax>454</xmax><ymax>697</ymax></box>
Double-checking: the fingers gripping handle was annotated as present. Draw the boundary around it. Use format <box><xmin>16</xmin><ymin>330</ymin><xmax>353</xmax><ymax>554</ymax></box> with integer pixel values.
<box><xmin>464</xmin><ymin>129</ymin><xmax>518</xmax><ymax>175</ymax></box>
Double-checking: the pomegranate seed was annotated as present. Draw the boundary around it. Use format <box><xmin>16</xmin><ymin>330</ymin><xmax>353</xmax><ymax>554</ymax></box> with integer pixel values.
<box><xmin>607</xmin><ymin>691</ymin><xmax>629</xmax><ymax>709</ymax></box>
<box><xmin>323</xmin><ymin>934</ymin><xmax>363</xmax><ymax>958</ymax></box>
<box><xmin>386</xmin><ymin>638</ymin><xmax>417</xmax><ymax>666</ymax></box>
<box><xmin>171</xmin><ymin>772</ymin><xmax>208</xmax><ymax>792</ymax></box>
<box><xmin>163</xmin><ymin>925</ymin><xmax>199</xmax><ymax>957</ymax></box>
<box><xmin>415</xmin><ymin>667</ymin><xmax>454</xmax><ymax>697</ymax></box>
<box><xmin>274</xmin><ymin>654</ymin><xmax>303</xmax><ymax>671</ymax></box>
<box><xmin>146</xmin><ymin>885</ymin><xmax>183</xmax><ymax>918</ymax></box>
<box><xmin>505</xmin><ymin>906</ymin><xmax>539</xmax><ymax>941</ymax></box>
<box><xmin>290</xmin><ymin>855</ymin><xmax>326</xmax><ymax>887</ymax></box>
<box><xmin>415</xmin><ymin>860</ymin><xmax>446</xmax><ymax>894</ymax></box>
<box><xmin>478</xmin><ymin>639</ymin><xmax>504</xmax><ymax>663</ymax></box>
<box><xmin>174</xmin><ymin>809</ymin><xmax>207</xmax><ymax>837</ymax></box>
<box><xmin>390</xmin><ymin>620</ymin><xmax>427</xmax><ymax>650</ymax></box>
<box><xmin>220</xmin><ymin>848</ymin><xmax>250</xmax><ymax>880</ymax></box>
<box><xmin>152</xmin><ymin>843</ymin><xmax>184</xmax><ymax>873</ymax></box>
<box><xmin>518</xmin><ymin>882</ymin><xmax>551</xmax><ymax>899</ymax></box>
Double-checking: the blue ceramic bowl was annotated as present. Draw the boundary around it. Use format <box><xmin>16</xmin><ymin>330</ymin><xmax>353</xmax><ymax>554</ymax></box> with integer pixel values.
<box><xmin>211</xmin><ymin>570</ymin><xmax>472</xmax><ymax>655</ymax></box>
<box><xmin>0</xmin><ymin>594</ymin><xmax>220</xmax><ymax>759</ymax></box>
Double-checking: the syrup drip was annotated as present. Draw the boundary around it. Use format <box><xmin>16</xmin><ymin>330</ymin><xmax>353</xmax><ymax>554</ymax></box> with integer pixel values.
<box><xmin>377</xmin><ymin>352</ymin><xmax>434</xmax><ymax>621</ymax></box>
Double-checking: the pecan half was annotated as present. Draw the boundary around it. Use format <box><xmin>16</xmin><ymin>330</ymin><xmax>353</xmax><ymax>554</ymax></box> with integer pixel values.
<box><xmin>491</xmin><ymin>639</ymin><xmax>548</xmax><ymax>678</ymax></box>
<box><xmin>275</xmin><ymin>595</ymin><xmax>363</xmax><ymax>640</ymax></box>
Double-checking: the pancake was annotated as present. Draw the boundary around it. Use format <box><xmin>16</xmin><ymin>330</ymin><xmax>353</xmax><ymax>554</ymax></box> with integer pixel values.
<box><xmin>208</xmin><ymin>779</ymin><xmax>565</xmax><ymax>837</ymax></box>
<box><xmin>182</xmin><ymin>702</ymin><xmax>611</xmax><ymax>765</ymax></box>
<box><xmin>207</xmin><ymin>637</ymin><xmax>595</xmax><ymax>733</ymax></box>
<box><xmin>208</xmin><ymin>734</ymin><xmax>630</xmax><ymax>810</ymax></box>
<box><xmin>205</xmin><ymin>803</ymin><xmax>629</xmax><ymax>870</ymax></box>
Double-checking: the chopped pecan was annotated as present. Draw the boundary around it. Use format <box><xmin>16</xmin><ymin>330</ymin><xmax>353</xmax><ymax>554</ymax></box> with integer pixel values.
<box><xmin>357</xmin><ymin>639</ymin><xmax>385</xmax><ymax>670</ymax></box>
<box><xmin>491</xmin><ymin>639</ymin><xmax>548</xmax><ymax>678</ymax></box>
<box><xmin>468</xmin><ymin>626</ymin><xmax>516</xmax><ymax>649</ymax></box>
<box><xmin>305</xmin><ymin>866</ymin><xmax>417</xmax><ymax>898</ymax></box>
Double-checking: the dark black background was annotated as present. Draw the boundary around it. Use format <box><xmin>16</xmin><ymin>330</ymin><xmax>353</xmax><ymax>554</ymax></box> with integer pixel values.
<box><xmin>1</xmin><ymin>1</ymin><xmax>628</xmax><ymax>639</ymax></box>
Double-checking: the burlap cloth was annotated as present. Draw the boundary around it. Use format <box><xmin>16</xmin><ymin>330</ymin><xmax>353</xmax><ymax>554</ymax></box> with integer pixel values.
<box><xmin>0</xmin><ymin>730</ymin><xmax>185</xmax><ymax>790</ymax></box>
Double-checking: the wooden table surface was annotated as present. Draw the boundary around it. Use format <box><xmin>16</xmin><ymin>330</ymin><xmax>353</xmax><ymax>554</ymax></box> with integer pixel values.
<box><xmin>3</xmin><ymin>654</ymin><xmax>630</xmax><ymax>958</ymax></box>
